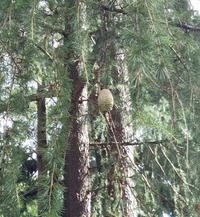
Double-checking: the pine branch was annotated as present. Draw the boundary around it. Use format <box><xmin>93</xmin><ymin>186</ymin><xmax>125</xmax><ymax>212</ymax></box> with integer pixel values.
<box><xmin>0</xmin><ymin>89</ymin><xmax>56</xmax><ymax>113</ymax></box>
<box><xmin>0</xmin><ymin>39</ymin><xmax>22</xmax><ymax>74</ymax></box>
<box><xmin>159</xmin><ymin>144</ymin><xmax>197</xmax><ymax>190</ymax></box>
<box><xmin>149</xmin><ymin>146</ymin><xmax>166</xmax><ymax>176</ymax></box>
<box><xmin>169</xmin><ymin>45</ymin><xmax>188</xmax><ymax>72</ymax></box>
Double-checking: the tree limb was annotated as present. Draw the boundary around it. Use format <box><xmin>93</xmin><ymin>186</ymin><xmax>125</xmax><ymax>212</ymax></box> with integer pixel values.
<box><xmin>89</xmin><ymin>140</ymin><xmax>168</xmax><ymax>147</ymax></box>
<box><xmin>175</xmin><ymin>22</ymin><xmax>200</xmax><ymax>31</ymax></box>
<box><xmin>0</xmin><ymin>89</ymin><xmax>56</xmax><ymax>113</ymax></box>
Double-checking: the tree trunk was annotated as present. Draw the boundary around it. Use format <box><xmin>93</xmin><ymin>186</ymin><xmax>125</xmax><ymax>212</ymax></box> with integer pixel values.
<box><xmin>37</xmin><ymin>85</ymin><xmax>47</xmax><ymax>216</ymax></box>
<box><xmin>117</xmin><ymin>52</ymin><xmax>138</xmax><ymax>217</ymax></box>
<box><xmin>62</xmin><ymin>1</ymin><xmax>90</xmax><ymax>216</ymax></box>
<box><xmin>63</xmin><ymin>83</ymin><xmax>90</xmax><ymax>217</ymax></box>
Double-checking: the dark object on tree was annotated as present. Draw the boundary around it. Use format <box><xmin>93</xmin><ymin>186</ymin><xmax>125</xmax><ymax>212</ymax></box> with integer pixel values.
<box><xmin>21</xmin><ymin>158</ymin><xmax>37</xmax><ymax>179</ymax></box>
<box><xmin>24</xmin><ymin>159</ymin><xmax>37</xmax><ymax>175</ymax></box>
<box><xmin>22</xmin><ymin>188</ymin><xmax>38</xmax><ymax>199</ymax></box>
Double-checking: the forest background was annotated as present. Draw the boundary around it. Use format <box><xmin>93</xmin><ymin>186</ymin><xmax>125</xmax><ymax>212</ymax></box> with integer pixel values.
<box><xmin>1</xmin><ymin>0</ymin><xmax>200</xmax><ymax>216</ymax></box>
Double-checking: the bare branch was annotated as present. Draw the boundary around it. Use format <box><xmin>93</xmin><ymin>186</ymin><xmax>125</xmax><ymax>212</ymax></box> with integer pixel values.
<box><xmin>89</xmin><ymin>140</ymin><xmax>168</xmax><ymax>147</ymax></box>
<box><xmin>0</xmin><ymin>89</ymin><xmax>56</xmax><ymax>113</ymax></box>
<box><xmin>175</xmin><ymin>22</ymin><xmax>200</xmax><ymax>31</ymax></box>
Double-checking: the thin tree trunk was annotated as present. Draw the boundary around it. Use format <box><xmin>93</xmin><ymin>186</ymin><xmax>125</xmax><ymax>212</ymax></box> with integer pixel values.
<box><xmin>108</xmin><ymin>36</ymin><xmax>138</xmax><ymax>215</ymax></box>
<box><xmin>37</xmin><ymin>85</ymin><xmax>47</xmax><ymax>216</ymax></box>
<box><xmin>116</xmin><ymin>52</ymin><xmax>138</xmax><ymax>217</ymax></box>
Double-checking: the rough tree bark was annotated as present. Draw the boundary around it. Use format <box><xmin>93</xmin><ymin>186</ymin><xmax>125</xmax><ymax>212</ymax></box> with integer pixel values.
<box><xmin>37</xmin><ymin>84</ymin><xmax>47</xmax><ymax>216</ymax></box>
<box><xmin>116</xmin><ymin>52</ymin><xmax>138</xmax><ymax>217</ymax></box>
<box><xmin>111</xmin><ymin>95</ymin><xmax>137</xmax><ymax>217</ymax></box>
<box><xmin>109</xmin><ymin>41</ymin><xmax>138</xmax><ymax>216</ymax></box>
<box><xmin>96</xmin><ymin>7</ymin><xmax>138</xmax><ymax>216</ymax></box>
<box><xmin>63</xmin><ymin>82</ymin><xmax>90</xmax><ymax>217</ymax></box>
<box><xmin>62</xmin><ymin>1</ymin><xmax>90</xmax><ymax>216</ymax></box>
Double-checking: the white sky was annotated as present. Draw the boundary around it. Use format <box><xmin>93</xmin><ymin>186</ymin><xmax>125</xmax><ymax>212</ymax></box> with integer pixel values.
<box><xmin>191</xmin><ymin>0</ymin><xmax>200</xmax><ymax>12</ymax></box>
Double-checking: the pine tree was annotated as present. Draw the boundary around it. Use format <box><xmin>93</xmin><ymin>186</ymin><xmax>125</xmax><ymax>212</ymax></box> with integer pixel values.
<box><xmin>1</xmin><ymin>0</ymin><xmax>200</xmax><ymax>217</ymax></box>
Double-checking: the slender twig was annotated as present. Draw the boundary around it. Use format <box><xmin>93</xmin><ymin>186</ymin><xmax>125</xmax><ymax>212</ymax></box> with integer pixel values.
<box><xmin>149</xmin><ymin>146</ymin><xmax>166</xmax><ymax>176</ymax></box>
<box><xmin>141</xmin><ymin>68</ymin><xmax>161</xmax><ymax>89</ymax></box>
<box><xmin>33</xmin><ymin>43</ymin><xmax>53</xmax><ymax>60</ymax></box>
<box><xmin>174</xmin><ymin>91</ymin><xmax>189</xmax><ymax>171</ymax></box>
<box><xmin>104</xmin><ymin>112</ymin><xmax>122</xmax><ymax>159</ymax></box>
<box><xmin>49</xmin><ymin>162</ymin><xmax>55</xmax><ymax>213</ymax></box>
<box><xmin>169</xmin><ymin>46</ymin><xmax>187</xmax><ymax>71</ymax></box>
<box><xmin>168</xmin><ymin>79</ymin><xmax>177</xmax><ymax>129</ymax></box>
<box><xmin>160</xmin><ymin>144</ymin><xmax>197</xmax><ymax>190</ymax></box>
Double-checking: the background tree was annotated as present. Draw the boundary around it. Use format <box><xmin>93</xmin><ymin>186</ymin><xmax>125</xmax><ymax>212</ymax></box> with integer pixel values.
<box><xmin>1</xmin><ymin>0</ymin><xmax>200</xmax><ymax>217</ymax></box>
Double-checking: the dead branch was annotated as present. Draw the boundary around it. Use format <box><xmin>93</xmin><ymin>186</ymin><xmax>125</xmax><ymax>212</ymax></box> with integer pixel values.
<box><xmin>89</xmin><ymin>140</ymin><xmax>168</xmax><ymax>147</ymax></box>
<box><xmin>175</xmin><ymin>22</ymin><xmax>200</xmax><ymax>31</ymax></box>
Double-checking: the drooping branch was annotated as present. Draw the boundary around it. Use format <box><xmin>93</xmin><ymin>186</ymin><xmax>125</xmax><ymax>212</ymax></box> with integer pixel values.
<box><xmin>0</xmin><ymin>39</ymin><xmax>22</xmax><ymax>75</ymax></box>
<box><xmin>0</xmin><ymin>85</ymin><xmax>57</xmax><ymax>113</ymax></box>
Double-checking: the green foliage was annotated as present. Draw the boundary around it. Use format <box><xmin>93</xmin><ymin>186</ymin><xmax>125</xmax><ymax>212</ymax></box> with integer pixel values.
<box><xmin>1</xmin><ymin>0</ymin><xmax>200</xmax><ymax>216</ymax></box>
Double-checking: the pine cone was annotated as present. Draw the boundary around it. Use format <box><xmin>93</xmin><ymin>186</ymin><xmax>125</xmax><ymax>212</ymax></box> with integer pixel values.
<box><xmin>98</xmin><ymin>89</ymin><xmax>114</xmax><ymax>112</ymax></box>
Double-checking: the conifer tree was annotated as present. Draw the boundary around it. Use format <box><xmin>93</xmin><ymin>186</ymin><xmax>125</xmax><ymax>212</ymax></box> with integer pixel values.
<box><xmin>1</xmin><ymin>0</ymin><xmax>200</xmax><ymax>217</ymax></box>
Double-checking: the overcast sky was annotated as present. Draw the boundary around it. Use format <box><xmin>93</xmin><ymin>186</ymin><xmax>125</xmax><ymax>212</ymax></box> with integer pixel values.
<box><xmin>191</xmin><ymin>0</ymin><xmax>200</xmax><ymax>12</ymax></box>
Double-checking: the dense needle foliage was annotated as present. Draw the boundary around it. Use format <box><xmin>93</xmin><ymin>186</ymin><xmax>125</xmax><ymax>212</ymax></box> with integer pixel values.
<box><xmin>0</xmin><ymin>0</ymin><xmax>200</xmax><ymax>216</ymax></box>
